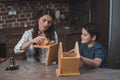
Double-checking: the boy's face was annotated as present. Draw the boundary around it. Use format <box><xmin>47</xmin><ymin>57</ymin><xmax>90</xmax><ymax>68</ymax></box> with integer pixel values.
<box><xmin>81</xmin><ymin>28</ymin><xmax>93</xmax><ymax>44</ymax></box>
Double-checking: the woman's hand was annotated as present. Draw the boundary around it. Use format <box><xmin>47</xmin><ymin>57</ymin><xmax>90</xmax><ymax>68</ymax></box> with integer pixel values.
<box><xmin>21</xmin><ymin>36</ymin><xmax>46</xmax><ymax>50</ymax></box>
<box><xmin>31</xmin><ymin>36</ymin><xmax>46</xmax><ymax>45</ymax></box>
<box><xmin>49</xmin><ymin>40</ymin><xmax>56</xmax><ymax>44</ymax></box>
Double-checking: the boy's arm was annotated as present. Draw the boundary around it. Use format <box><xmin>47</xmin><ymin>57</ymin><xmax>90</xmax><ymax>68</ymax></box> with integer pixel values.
<box><xmin>80</xmin><ymin>56</ymin><xmax>102</xmax><ymax>68</ymax></box>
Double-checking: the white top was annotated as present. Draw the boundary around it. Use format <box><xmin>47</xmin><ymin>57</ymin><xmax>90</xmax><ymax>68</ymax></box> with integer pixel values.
<box><xmin>14</xmin><ymin>28</ymin><xmax>58</xmax><ymax>62</ymax></box>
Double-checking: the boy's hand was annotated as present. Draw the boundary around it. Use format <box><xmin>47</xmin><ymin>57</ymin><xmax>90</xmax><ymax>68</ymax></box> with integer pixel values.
<box><xmin>68</xmin><ymin>49</ymin><xmax>74</xmax><ymax>53</ymax></box>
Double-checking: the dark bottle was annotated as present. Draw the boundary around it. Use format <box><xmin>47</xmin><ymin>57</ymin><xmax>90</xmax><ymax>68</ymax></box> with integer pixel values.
<box><xmin>9</xmin><ymin>57</ymin><xmax>15</xmax><ymax>68</ymax></box>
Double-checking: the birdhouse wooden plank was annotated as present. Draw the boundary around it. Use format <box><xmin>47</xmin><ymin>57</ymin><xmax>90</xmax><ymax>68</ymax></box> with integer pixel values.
<box><xmin>33</xmin><ymin>43</ymin><xmax>58</xmax><ymax>66</ymax></box>
<box><xmin>56</xmin><ymin>41</ymin><xmax>80</xmax><ymax>77</ymax></box>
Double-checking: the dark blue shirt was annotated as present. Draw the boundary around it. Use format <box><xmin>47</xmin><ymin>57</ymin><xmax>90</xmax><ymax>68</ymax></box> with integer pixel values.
<box><xmin>80</xmin><ymin>42</ymin><xmax>108</xmax><ymax>68</ymax></box>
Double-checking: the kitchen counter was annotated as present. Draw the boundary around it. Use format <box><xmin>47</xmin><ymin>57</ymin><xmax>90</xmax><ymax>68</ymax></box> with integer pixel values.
<box><xmin>0</xmin><ymin>60</ymin><xmax>120</xmax><ymax>80</ymax></box>
<box><xmin>56</xmin><ymin>26</ymin><xmax>81</xmax><ymax>34</ymax></box>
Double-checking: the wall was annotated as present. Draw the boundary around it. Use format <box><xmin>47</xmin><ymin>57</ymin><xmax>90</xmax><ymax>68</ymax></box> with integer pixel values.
<box><xmin>69</xmin><ymin>0</ymin><xmax>90</xmax><ymax>26</ymax></box>
<box><xmin>0</xmin><ymin>1</ymin><xmax>69</xmax><ymax>29</ymax></box>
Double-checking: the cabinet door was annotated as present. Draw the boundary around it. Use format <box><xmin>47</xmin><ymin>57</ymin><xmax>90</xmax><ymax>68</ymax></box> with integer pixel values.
<box><xmin>0</xmin><ymin>43</ymin><xmax>6</xmax><ymax>57</ymax></box>
<box><xmin>6</xmin><ymin>35</ymin><xmax>21</xmax><ymax>57</ymax></box>
<box><xmin>91</xmin><ymin>0</ymin><xmax>109</xmax><ymax>52</ymax></box>
<box><xmin>58</xmin><ymin>32</ymin><xmax>81</xmax><ymax>52</ymax></box>
<box><xmin>58</xmin><ymin>34</ymin><xmax>67</xmax><ymax>51</ymax></box>
<box><xmin>67</xmin><ymin>33</ymin><xmax>81</xmax><ymax>51</ymax></box>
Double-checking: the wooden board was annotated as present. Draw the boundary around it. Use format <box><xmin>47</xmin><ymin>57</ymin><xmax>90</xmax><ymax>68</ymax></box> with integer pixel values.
<box><xmin>33</xmin><ymin>43</ymin><xmax>58</xmax><ymax>66</ymax></box>
<box><xmin>56</xmin><ymin>41</ymin><xmax>80</xmax><ymax>77</ymax></box>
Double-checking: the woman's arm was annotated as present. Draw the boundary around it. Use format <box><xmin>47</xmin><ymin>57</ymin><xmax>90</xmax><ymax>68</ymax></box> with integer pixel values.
<box><xmin>20</xmin><ymin>40</ymin><xmax>33</xmax><ymax>50</ymax></box>
<box><xmin>14</xmin><ymin>30</ymin><xmax>32</xmax><ymax>53</ymax></box>
<box><xmin>21</xmin><ymin>35</ymin><xmax>46</xmax><ymax>50</ymax></box>
<box><xmin>14</xmin><ymin>30</ymin><xmax>46</xmax><ymax>53</ymax></box>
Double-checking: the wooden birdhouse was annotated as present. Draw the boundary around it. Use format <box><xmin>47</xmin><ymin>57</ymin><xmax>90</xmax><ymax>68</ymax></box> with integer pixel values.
<box><xmin>33</xmin><ymin>42</ymin><xmax>58</xmax><ymax>66</ymax></box>
<box><xmin>56</xmin><ymin>41</ymin><xmax>80</xmax><ymax>77</ymax></box>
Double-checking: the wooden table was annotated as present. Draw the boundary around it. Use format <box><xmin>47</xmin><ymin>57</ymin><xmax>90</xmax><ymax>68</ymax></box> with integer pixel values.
<box><xmin>0</xmin><ymin>60</ymin><xmax>120</xmax><ymax>80</ymax></box>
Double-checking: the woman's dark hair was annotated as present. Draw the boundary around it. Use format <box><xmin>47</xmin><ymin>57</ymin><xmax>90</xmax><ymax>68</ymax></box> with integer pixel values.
<box><xmin>33</xmin><ymin>7</ymin><xmax>55</xmax><ymax>40</ymax></box>
<box><xmin>33</xmin><ymin>7</ymin><xmax>55</xmax><ymax>61</ymax></box>
<box><xmin>81</xmin><ymin>23</ymin><xmax>100</xmax><ymax>40</ymax></box>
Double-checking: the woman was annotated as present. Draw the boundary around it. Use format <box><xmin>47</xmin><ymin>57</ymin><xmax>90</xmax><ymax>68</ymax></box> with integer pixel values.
<box><xmin>14</xmin><ymin>7</ymin><xmax>58</xmax><ymax>63</ymax></box>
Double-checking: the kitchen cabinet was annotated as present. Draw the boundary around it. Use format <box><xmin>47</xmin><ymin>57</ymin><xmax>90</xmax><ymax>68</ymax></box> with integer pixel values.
<box><xmin>0</xmin><ymin>27</ymin><xmax>31</xmax><ymax>59</ymax></box>
<box><xmin>0</xmin><ymin>37</ymin><xmax>6</xmax><ymax>58</ymax></box>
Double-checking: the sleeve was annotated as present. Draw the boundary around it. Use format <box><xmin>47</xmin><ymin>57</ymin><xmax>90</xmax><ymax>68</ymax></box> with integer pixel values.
<box><xmin>94</xmin><ymin>48</ymin><xmax>105</xmax><ymax>60</ymax></box>
<box><xmin>79</xmin><ymin>43</ymin><xmax>84</xmax><ymax>56</ymax></box>
<box><xmin>14</xmin><ymin>30</ymin><xmax>30</xmax><ymax>54</ymax></box>
<box><xmin>54</xmin><ymin>31</ymin><xmax>58</xmax><ymax>43</ymax></box>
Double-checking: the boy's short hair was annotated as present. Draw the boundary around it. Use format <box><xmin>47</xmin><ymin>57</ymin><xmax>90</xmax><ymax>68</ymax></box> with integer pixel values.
<box><xmin>81</xmin><ymin>23</ymin><xmax>100</xmax><ymax>40</ymax></box>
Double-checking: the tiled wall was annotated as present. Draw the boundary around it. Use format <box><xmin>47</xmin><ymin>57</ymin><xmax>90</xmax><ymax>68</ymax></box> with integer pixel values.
<box><xmin>0</xmin><ymin>1</ymin><xmax>69</xmax><ymax>29</ymax></box>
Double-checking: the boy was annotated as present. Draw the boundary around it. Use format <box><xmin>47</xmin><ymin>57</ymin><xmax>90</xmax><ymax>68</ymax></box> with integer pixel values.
<box><xmin>80</xmin><ymin>23</ymin><xmax>108</xmax><ymax>68</ymax></box>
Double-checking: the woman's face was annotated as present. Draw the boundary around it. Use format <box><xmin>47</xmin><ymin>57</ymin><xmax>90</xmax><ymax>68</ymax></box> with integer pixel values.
<box><xmin>81</xmin><ymin>28</ymin><xmax>92</xmax><ymax>44</ymax></box>
<box><xmin>38</xmin><ymin>15</ymin><xmax>53</xmax><ymax>32</ymax></box>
